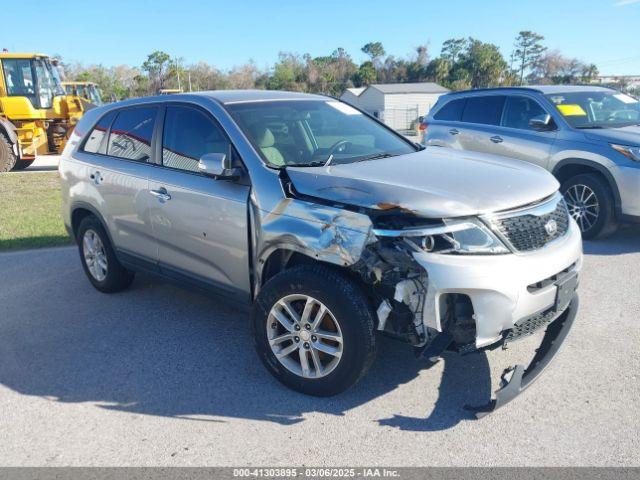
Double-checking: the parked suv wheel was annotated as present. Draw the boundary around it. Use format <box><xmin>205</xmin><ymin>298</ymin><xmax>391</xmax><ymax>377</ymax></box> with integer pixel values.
<box><xmin>76</xmin><ymin>215</ymin><xmax>135</xmax><ymax>293</ymax></box>
<box><xmin>0</xmin><ymin>134</ymin><xmax>18</xmax><ymax>172</ymax></box>
<box><xmin>253</xmin><ymin>265</ymin><xmax>376</xmax><ymax>396</ymax></box>
<box><xmin>561</xmin><ymin>173</ymin><xmax>617</xmax><ymax>239</ymax></box>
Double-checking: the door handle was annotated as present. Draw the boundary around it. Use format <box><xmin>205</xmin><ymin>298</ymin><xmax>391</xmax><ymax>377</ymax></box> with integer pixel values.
<box><xmin>149</xmin><ymin>188</ymin><xmax>171</xmax><ymax>202</ymax></box>
<box><xmin>490</xmin><ymin>135</ymin><xmax>504</xmax><ymax>144</ymax></box>
<box><xmin>449</xmin><ymin>128</ymin><xmax>460</xmax><ymax>135</ymax></box>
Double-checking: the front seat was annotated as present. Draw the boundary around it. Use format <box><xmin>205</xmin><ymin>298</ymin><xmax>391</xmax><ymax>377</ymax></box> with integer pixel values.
<box><xmin>251</xmin><ymin>126</ymin><xmax>285</xmax><ymax>166</ymax></box>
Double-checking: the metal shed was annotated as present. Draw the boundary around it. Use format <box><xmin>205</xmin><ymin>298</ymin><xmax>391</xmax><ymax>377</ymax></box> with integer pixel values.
<box><xmin>340</xmin><ymin>82</ymin><xmax>449</xmax><ymax>134</ymax></box>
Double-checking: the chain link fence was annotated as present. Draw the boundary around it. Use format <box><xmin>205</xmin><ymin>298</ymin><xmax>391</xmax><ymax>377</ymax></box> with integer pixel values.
<box><xmin>378</xmin><ymin>106</ymin><xmax>421</xmax><ymax>136</ymax></box>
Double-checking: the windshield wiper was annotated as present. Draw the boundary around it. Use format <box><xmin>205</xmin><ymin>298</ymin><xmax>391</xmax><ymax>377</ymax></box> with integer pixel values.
<box><xmin>355</xmin><ymin>152</ymin><xmax>396</xmax><ymax>162</ymax></box>
<box><xmin>287</xmin><ymin>160</ymin><xmax>328</xmax><ymax>168</ymax></box>
<box><xmin>575</xmin><ymin>125</ymin><xmax>604</xmax><ymax>129</ymax></box>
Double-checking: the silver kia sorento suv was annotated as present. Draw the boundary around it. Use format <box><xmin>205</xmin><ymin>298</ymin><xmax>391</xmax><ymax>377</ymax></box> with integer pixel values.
<box><xmin>60</xmin><ymin>90</ymin><xmax>582</xmax><ymax>415</ymax></box>
<box><xmin>422</xmin><ymin>86</ymin><xmax>640</xmax><ymax>239</ymax></box>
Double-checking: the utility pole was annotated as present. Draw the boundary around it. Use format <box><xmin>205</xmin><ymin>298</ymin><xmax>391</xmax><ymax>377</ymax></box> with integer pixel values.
<box><xmin>175</xmin><ymin>57</ymin><xmax>181</xmax><ymax>91</ymax></box>
<box><xmin>188</xmin><ymin>71</ymin><xmax>192</xmax><ymax>92</ymax></box>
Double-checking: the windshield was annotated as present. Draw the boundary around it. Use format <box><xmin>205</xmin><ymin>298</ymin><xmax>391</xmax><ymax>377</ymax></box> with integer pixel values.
<box><xmin>88</xmin><ymin>84</ymin><xmax>103</xmax><ymax>105</ymax></box>
<box><xmin>546</xmin><ymin>90</ymin><xmax>640</xmax><ymax>129</ymax></box>
<box><xmin>1</xmin><ymin>57</ymin><xmax>64</xmax><ymax>109</ymax></box>
<box><xmin>226</xmin><ymin>100</ymin><xmax>417</xmax><ymax>167</ymax></box>
<box><xmin>33</xmin><ymin>58</ymin><xmax>64</xmax><ymax>108</ymax></box>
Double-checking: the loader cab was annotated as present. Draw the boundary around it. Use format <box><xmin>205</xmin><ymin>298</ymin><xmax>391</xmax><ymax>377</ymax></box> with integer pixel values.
<box><xmin>0</xmin><ymin>54</ymin><xmax>65</xmax><ymax>110</ymax></box>
<box><xmin>63</xmin><ymin>81</ymin><xmax>104</xmax><ymax>106</ymax></box>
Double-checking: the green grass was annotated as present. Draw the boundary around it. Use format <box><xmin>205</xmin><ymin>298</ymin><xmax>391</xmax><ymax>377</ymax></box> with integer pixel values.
<box><xmin>0</xmin><ymin>172</ymin><xmax>73</xmax><ymax>251</ymax></box>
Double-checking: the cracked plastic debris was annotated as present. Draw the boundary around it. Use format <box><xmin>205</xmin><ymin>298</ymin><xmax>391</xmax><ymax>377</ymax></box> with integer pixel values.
<box><xmin>376</xmin><ymin>300</ymin><xmax>392</xmax><ymax>331</ymax></box>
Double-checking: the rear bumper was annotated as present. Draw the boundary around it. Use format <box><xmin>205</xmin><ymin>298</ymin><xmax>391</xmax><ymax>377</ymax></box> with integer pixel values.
<box><xmin>412</xmin><ymin>220</ymin><xmax>583</xmax><ymax>347</ymax></box>
<box><xmin>466</xmin><ymin>294</ymin><xmax>579</xmax><ymax>418</ymax></box>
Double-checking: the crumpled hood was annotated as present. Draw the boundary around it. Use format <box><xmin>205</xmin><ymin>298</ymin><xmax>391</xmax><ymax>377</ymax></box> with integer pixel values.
<box><xmin>583</xmin><ymin>125</ymin><xmax>640</xmax><ymax>146</ymax></box>
<box><xmin>286</xmin><ymin>147</ymin><xmax>559</xmax><ymax>218</ymax></box>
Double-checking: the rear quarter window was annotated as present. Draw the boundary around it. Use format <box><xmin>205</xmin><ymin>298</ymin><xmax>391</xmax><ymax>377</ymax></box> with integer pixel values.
<box><xmin>433</xmin><ymin>98</ymin><xmax>466</xmax><ymax>121</ymax></box>
<box><xmin>82</xmin><ymin>111</ymin><xmax>116</xmax><ymax>154</ymax></box>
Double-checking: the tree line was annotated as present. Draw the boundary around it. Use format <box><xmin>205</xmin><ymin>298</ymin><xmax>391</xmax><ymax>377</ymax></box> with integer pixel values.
<box><xmin>61</xmin><ymin>31</ymin><xmax>616</xmax><ymax>102</ymax></box>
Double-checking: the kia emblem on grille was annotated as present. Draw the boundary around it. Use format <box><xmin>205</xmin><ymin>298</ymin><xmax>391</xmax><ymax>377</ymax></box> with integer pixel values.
<box><xmin>545</xmin><ymin>219</ymin><xmax>558</xmax><ymax>235</ymax></box>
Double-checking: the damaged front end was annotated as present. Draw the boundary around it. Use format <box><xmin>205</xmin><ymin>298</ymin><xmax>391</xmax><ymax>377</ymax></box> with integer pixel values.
<box><xmin>253</xmin><ymin>171</ymin><xmax>581</xmax><ymax>417</ymax></box>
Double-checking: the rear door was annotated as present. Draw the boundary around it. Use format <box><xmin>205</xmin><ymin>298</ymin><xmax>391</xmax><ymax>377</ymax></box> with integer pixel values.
<box><xmin>147</xmin><ymin>104</ymin><xmax>251</xmax><ymax>300</ymax></box>
<box><xmin>79</xmin><ymin>106</ymin><xmax>159</xmax><ymax>264</ymax></box>
<box><xmin>456</xmin><ymin>95</ymin><xmax>507</xmax><ymax>155</ymax></box>
<box><xmin>489</xmin><ymin>95</ymin><xmax>558</xmax><ymax>169</ymax></box>
<box><xmin>423</xmin><ymin>97</ymin><xmax>467</xmax><ymax>148</ymax></box>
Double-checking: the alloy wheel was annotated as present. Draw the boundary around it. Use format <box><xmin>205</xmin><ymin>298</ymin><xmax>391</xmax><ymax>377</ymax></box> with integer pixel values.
<box><xmin>565</xmin><ymin>184</ymin><xmax>600</xmax><ymax>233</ymax></box>
<box><xmin>82</xmin><ymin>229</ymin><xmax>108</xmax><ymax>282</ymax></box>
<box><xmin>267</xmin><ymin>294</ymin><xmax>343</xmax><ymax>379</ymax></box>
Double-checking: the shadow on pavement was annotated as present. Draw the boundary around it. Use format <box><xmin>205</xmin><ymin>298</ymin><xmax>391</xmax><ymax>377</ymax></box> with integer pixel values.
<box><xmin>583</xmin><ymin>225</ymin><xmax>640</xmax><ymax>256</ymax></box>
<box><xmin>377</xmin><ymin>351</ymin><xmax>491</xmax><ymax>431</ymax></box>
<box><xmin>0</xmin><ymin>259</ymin><xmax>489</xmax><ymax>430</ymax></box>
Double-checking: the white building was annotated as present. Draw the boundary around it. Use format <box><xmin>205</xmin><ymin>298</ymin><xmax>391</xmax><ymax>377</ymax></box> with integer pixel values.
<box><xmin>340</xmin><ymin>82</ymin><xmax>449</xmax><ymax>133</ymax></box>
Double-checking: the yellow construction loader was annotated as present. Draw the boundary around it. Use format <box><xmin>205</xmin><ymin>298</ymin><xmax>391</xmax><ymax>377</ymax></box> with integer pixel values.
<box><xmin>62</xmin><ymin>81</ymin><xmax>104</xmax><ymax>107</ymax></box>
<box><xmin>0</xmin><ymin>52</ymin><xmax>86</xmax><ymax>171</ymax></box>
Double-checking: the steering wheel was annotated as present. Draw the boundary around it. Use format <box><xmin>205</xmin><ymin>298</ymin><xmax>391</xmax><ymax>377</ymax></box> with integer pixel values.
<box><xmin>326</xmin><ymin>140</ymin><xmax>352</xmax><ymax>157</ymax></box>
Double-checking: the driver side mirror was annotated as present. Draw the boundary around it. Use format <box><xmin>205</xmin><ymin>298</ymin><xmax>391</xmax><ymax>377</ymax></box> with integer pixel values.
<box><xmin>529</xmin><ymin>113</ymin><xmax>554</xmax><ymax>131</ymax></box>
<box><xmin>197</xmin><ymin>153</ymin><xmax>240</xmax><ymax>180</ymax></box>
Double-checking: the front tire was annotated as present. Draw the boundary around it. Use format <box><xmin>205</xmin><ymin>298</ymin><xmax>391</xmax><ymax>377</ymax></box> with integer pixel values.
<box><xmin>561</xmin><ymin>173</ymin><xmax>617</xmax><ymax>239</ymax></box>
<box><xmin>253</xmin><ymin>265</ymin><xmax>376</xmax><ymax>396</ymax></box>
<box><xmin>76</xmin><ymin>215</ymin><xmax>135</xmax><ymax>293</ymax></box>
<box><xmin>0</xmin><ymin>134</ymin><xmax>18</xmax><ymax>172</ymax></box>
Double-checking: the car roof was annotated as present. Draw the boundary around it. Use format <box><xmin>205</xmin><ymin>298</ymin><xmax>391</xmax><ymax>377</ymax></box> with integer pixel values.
<box><xmin>97</xmin><ymin>90</ymin><xmax>332</xmax><ymax>110</ymax></box>
<box><xmin>443</xmin><ymin>85</ymin><xmax>616</xmax><ymax>98</ymax></box>
<box><xmin>196</xmin><ymin>89</ymin><xmax>329</xmax><ymax>104</ymax></box>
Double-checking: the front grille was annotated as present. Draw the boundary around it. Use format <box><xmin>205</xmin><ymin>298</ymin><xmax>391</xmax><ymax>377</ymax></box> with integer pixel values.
<box><xmin>493</xmin><ymin>198</ymin><xmax>570</xmax><ymax>252</ymax></box>
<box><xmin>504</xmin><ymin>307</ymin><xmax>557</xmax><ymax>344</ymax></box>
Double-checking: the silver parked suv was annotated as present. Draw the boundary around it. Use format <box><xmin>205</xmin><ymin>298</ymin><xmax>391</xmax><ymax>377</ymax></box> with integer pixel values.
<box><xmin>60</xmin><ymin>90</ymin><xmax>582</xmax><ymax>415</ymax></box>
<box><xmin>422</xmin><ymin>86</ymin><xmax>640</xmax><ymax>239</ymax></box>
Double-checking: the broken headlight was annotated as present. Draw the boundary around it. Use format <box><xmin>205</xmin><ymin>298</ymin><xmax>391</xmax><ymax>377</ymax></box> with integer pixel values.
<box><xmin>420</xmin><ymin>218</ymin><xmax>508</xmax><ymax>254</ymax></box>
<box><xmin>374</xmin><ymin>218</ymin><xmax>509</xmax><ymax>254</ymax></box>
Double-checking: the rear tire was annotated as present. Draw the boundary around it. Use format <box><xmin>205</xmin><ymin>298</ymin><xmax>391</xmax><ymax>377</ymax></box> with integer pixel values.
<box><xmin>252</xmin><ymin>265</ymin><xmax>376</xmax><ymax>396</ymax></box>
<box><xmin>76</xmin><ymin>215</ymin><xmax>135</xmax><ymax>293</ymax></box>
<box><xmin>11</xmin><ymin>159</ymin><xmax>35</xmax><ymax>171</ymax></box>
<box><xmin>561</xmin><ymin>173</ymin><xmax>617</xmax><ymax>239</ymax></box>
<box><xmin>0</xmin><ymin>134</ymin><xmax>18</xmax><ymax>172</ymax></box>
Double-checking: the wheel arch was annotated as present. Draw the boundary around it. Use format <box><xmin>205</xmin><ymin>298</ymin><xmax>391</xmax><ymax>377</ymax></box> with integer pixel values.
<box><xmin>552</xmin><ymin>158</ymin><xmax>621</xmax><ymax>216</ymax></box>
<box><xmin>70</xmin><ymin>202</ymin><xmax>115</xmax><ymax>247</ymax></box>
<box><xmin>256</xmin><ymin>246</ymin><xmax>362</xmax><ymax>299</ymax></box>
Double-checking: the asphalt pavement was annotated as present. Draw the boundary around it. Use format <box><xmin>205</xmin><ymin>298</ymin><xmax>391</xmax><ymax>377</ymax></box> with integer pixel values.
<box><xmin>0</xmin><ymin>227</ymin><xmax>638</xmax><ymax>466</ymax></box>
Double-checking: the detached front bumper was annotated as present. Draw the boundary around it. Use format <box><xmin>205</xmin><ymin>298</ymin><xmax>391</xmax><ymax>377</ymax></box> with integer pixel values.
<box><xmin>467</xmin><ymin>294</ymin><xmax>579</xmax><ymax>417</ymax></box>
<box><xmin>412</xmin><ymin>220</ymin><xmax>583</xmax><ymax>348</ymax></box>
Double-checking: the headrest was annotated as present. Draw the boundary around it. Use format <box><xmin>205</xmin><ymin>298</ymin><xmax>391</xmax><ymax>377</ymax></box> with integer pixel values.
<box><xmin>252</xmin><ymin>126</ymin><xmax>275</xmax><ymax>148</ymax></box>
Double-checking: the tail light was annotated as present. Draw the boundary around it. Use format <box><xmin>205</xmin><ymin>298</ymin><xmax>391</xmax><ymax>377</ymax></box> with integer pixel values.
<box><xmin>418</xmin><ymin>122</ymin><xmax>428</xmax><ymax>131</ymax></box>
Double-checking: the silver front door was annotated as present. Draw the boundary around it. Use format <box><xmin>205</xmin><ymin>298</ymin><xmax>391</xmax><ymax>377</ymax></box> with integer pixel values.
<box><xmin>148</xmin><ymin>104</ymin><xmax>251</xmax><ymax>298</ymax></box>
<box><xmin>489</xmin><ymin>95</ymin><xmax>557</xmax><ymax>169</ymax></box>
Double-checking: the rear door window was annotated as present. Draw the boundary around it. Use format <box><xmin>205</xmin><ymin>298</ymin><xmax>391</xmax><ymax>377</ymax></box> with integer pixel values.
<box><xmin>433</xmin><ymin>98</ymin><xmax>466</xmax><ymax>121</ymax></box>
<box><xmin>461</xmin><ymin>96</ymin><xmax>506</xmax><ymax>125</ymax></box>
<box><xmin>107</xmin><ymin>107</ymin><xmax>158</xmax><ymax>162</ymax></box>
<box><xmin>83</xmin><ymin>111</ymin><xmax>116</xmax><ymax>154</ymax></box>
<box><xmin>502</xmin><ymin>96</ymin><xmax>548</xmax><ymax>130</ymax></box>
